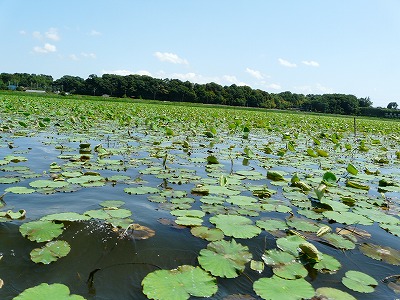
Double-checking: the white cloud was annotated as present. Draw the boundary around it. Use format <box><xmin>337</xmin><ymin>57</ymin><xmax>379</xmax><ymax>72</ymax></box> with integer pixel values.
<box><xmin>302</xmin><ymin>60</ymin><xmax>320</xmax><ymax>67</ymax></box>
<box><xmin>278</xmin><ymin>58</ymin><xmax>297</xmax><ymax>68</ymax></box>
<box><xmin>245</xmin><ymin>68</ymin><xmax>264</xmax><ymax>80</ymax></box>
<box><xmin>32</xmin><ymin>31</ymin><xmax>42</xmax><ymax>39</ymax></box>
<box><xmin>81</xmin><ymin>52</ymin><xmax>96</xmax><ymax>59</ymax></box>
<box><xmin>101</xmin><ymin>69</ymin><xmax>153</xmax><ymax>76</ymax></box>
<box><xmin>19</xmin><ymin>30</ymin><xmax>27</xmax><ymax>35</ymax></box>
<box><xmin>69</xmin><ymin>54</ymin><xmax>79</xmax><ymax>61</ymax></box>
<box><xmin>266</xmin><ymin>83</ymin><xmax>282</xmax><ymax>90</ymax></box>
<box><xmin>154</xmin><ymin>52</ymin><xmax>188</xmax><ymax>65</ymax></box>
<box><xmin>89</xmin><ymin>29</ymin><xmax>101</xmax><ymax>36</ymax></box>
<box><xmin>45</xmin><ymin>28</ymin><xmax>60</xmax><ymax>41</ymax></box>
<box><xmin>222</xmin><ymin>75</ymin><xmax>247</xmax><ymax>86</ymax></box>
<box><xmin>33</xmin><ymin>43</ymin><xmax>57</xmax><ymax>53</ymax></box>
<box><xmin>294</xmin><ymin>83</ymin><xmax>332</xmax><ymax>94</ymax></box>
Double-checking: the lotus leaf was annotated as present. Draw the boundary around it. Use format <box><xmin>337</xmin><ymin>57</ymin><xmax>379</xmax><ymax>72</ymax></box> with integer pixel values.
<box><xmin>204</xmin><ymin>185</ymin><xmax>241</xmax><ymax>196</ymax></box>
<box><xmin>30</xmin><ymin>240</ymin><xmax>71</xmax><ymax>264</ymax></box>
<box><xmin>322</xmin><ymin>171</ymin><xmax>337</xmax><ymax>186</ymax></box>
<box><xmin>314</xmin><ymin>253</ymin><xmax>341</xmax><ymax>273</ymax></box>
<box><xmin>262</xmin><ymin>249</ymin><xmax>296</xmax><ymax>266</ymax></box>
<box><xmin>190</xmin><ymin>226</ymin><xmax>224</xmax><ymax>241</ymax></box>
<box><xmin>99</xmin><ymin>200</ymin><xmax>125</xmax><ymax>208</ymax></box>
<box><xmin>253</xmin><ymin>276</ymin><xmax>314</xmax><ymax>300</ymax></box>
<box><xmin>227</xmin><ymin>195</ymin><xmax>258</xmax><ymax>206</ymax></box>
<box><xmin>171</xmin><ymin>209</ymin><xmax>205</xmax><ymax>218</ymax></box>
<box><xmin>20</xmin><ymin>220</ymin><xmax>64</xmax><ymax>242</ymax></box>
<box><xmin>250</xmin><ymin>260</ymin><xmax>264</xmax><ymax>273</ymax></box>
<box><xmin>342</xmin><ymin>270</ymin><xmax>378</xmax><ymax>293</ymax></box>
<box><xmin>347</xmin><ymin>163</ymin><xmax>358</xmax><ymax>175</ymax></box>
<box><xmin>256</xmin><ymin>219</ymin><xmax>288</xmax><ymax>232</ymax></box>
<box><xmin>141</xmin><ymin>265</ymin><xmax>217</xmax><ymax>300</ymax></box>
<box><xmin>359</xmin><ymin>243</ymin><xmax>400</xmax><ymax>265</ymax></box>
<box><xmin>323</xmin><ymin>211</ymin><xmax>373</xmax><ymax>226</ymax></box>
<box><xmin>13</xmin><ymin>283</ymin><xmax>86</xmax><ymax>300</ymax></box>
<box><xmin>0</xmin><ymin>177</ymin><xmax>20</xmax><ymax>184</ymax></box>
<box><xmin>315</xmin><ymin>287</ymin><xmax>356</xmax><ymax>300</ymax></box>
<box><xmin>175</xmin><ymin>216</ymin><xmax>203</xmax><ymax>226</ymax></box>
<box><xmin>267</xmin><ymin>170</ymin><xmax>285</xmax><ymax>181</ymax></box>
<box><xmin>5</xmin><ymin>209</ymin><xmax>26</xmax><ymax>220</ymax></box>
<box><xmin>286</xmin><ymin>217</ymin><xmax>321</xmax><ymax>233</ymax></box>
<box><xmin>273</xmin><ymin>261</ymin><xmax>308</xmax><ymax>279</ymax></box>
<box><xmin>29</xmin><ymin>180</ymin><xmax>69</xmax><ymax>189</ymax></box>
<box><xmin>380</xmin><ymin>223</ymin><xmax>400</xmax><ymax>237</ymax></box>
<box><xmin>198</xmin><ymin>239</ymin><xmax>252</xmax><ymax>278</ymax></box>
<box><xmin>5</xmin><ymin>186</ymin><xmax>35</xmax><ymax>194</ymax></box>
<box><xmin>322</xmin><ymin>233</ymin><xmax>356</xmax><ymax>250</ymax></box>
<box><xmin>40</xmin><ymin>212</ymin><xmax>91</xmax><ymax>222</ymax></box>
<box><xmin>276</xmin><ymin>235</ymin><xmax>306</xmax><ymax>256</ymax></box>
<box><xmin>124</xmin><ymin>186</ymin><xmax>160</xmax><ymax>195</ymax></box>
<box><xmin>210</xmin><ymin>214</ymin><xmax>261</xmax><ymax>239</ymax></box>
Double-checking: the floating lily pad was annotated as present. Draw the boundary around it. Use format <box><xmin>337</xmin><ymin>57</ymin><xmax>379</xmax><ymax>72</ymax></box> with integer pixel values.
<box><xmin>253</xmin><ymin>276</ymin><xmax>314</xmax><ymax>300</ymax></box>
<box><xmin>342</xmin><ymin>270</ymin><xmax>378</xmax><ymax>293</ymax></box>
<box><xmin>198</xmin><ymin>239</ymin><xmax>252</xmax><ymax>278</ymax></box>
<box><xmin>13</xmin><ymin>283</ymin><xmax>86</xmax><ymax>299</ymax></box>
<box><xmin>41</xmin><ymin>212</ymin><xmax>91</xmax><ymax>222</ymax></box>
<box><xmin>276</xmin><ymin>235</ymin><xmax>306</xmax><ymax>256</ymax></box>
<box><xmin>250</xmin><ymin>260</ymin><xmax>265</xmax><ymax>273</ymax></box>
<box><xmin>209</xmin><ymin>214</ymin><xmax>261</xmax><ymax>239</ymax></box>
<box><xmin>359</xmin><ymin>243</ymin><xmax>400</xmax><ymax>265</ymax></box>
<box><xmin>175</xmin><ymin>216</ymin><xmax>203</xmax><ymax>226</ymax></box>
<box><xmin>256</xmin><ymin>219</ymin><xmax>288</xmax><ymax>232</ymax></box>
<box><xmin>190</xmin><ymin>226</ymin><xmax>224</xmax><ymax>241</ymax></box>
<box><xmin>273</xmin><ymin>261</ymin><xmax>308</xmax><ymax>279</ymax></box>
<box><xmin>315</xmin><ymin>287</ymin><xmax>356</xmax><ymax>300</ymax></box>
<box><xmin>99</xmin><ymin>200</ymin><xmax>125</xmax><ymax>208</ymax></box>
<box><xmin>322</xmin><ymin>233</ymin><xmax>356</xmax><ymax>250</ymax></box>
<box><xmin>142</xmin><ymin>265</ymin><xmax>217</xmax><ymax>300</ymax></box>
<box><xmin>29</xmin><ymin>180</ymin><xmax>69</xmax><ymax>189</ymax></box>
<box><xmin>4</xmin><ymin>186</ymin><xmax>35</xmax><ymax>194</ymax></box>
<box><xmin>30</xmin><ymin>240</ymin><xmax>71</xmax><ymax>264</ymax></box>
<box><xmin>20</xmin><ymin>220</ymin><xmax>64</xmax><ymax>242</ymax></box>
<box><xmin>124</xmin><ymin>186</ymin><xmax>160</xmax><ymax>195</ymax></box>
<box><xmin>314</xmin><ymin>253</ymin><xmax>341</xmax><ymax>273</ymax></box>
<box><xmin>262</xmin><ymin>249</ymin><xmax>296</xmax><ymax>266</ymax></box>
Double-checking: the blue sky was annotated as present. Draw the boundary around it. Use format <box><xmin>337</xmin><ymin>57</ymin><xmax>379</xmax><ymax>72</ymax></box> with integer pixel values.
<box><xmin>1</xmin><ymin>0</ymin><xmax>399</xmax><ymax>107</ymax></box>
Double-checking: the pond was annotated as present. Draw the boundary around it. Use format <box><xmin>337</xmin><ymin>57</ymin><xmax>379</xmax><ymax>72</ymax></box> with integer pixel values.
<box><xmin>0</xmin><ymin>95</ymin><xmax>399</xmax><ymax>299</ymax></box>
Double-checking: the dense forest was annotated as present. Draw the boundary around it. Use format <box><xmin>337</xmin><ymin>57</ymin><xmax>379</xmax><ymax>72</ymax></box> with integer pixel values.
<box><xmin>1</xmin><ymin>72</ymin><xmax>398</xmax><ymax>118</ymax></box>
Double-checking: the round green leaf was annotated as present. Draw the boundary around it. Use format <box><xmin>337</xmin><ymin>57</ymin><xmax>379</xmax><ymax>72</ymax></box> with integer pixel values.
<box><xmin>209</xmin><ymin>214</ymin><xmax>261</xmax><ymax>239</ymax></box>
<box><xmin>141</xmin><ymin>265</ymin><xmax>217</xmax><ymax>300</ymax></box>
<box><xmin>190</xmin><ymin>226</ymin><xmax>224</xmax><ymax>241</ymax></box>
<box><xmin>315</xmin><ymin>287</ymin><xmax>356</xmax><ymax>300</ymax></box>
<box><xmin>30</xmin><ymin>240</ymin><xmax>71</xmax><ymax>264</ymax></box>
<box><xmin>41</xmin><ymin>212</ymin><xmax>91</xmax><ymax>222</ymax></box>
<box><xmin>198</xmin><ymin>239</ymin><xmax>252</xmax><ymax>278</ymax></box>
<box><xmin>20</xmin><ymin>220</ymin><xmax>64</xmax><ymax>242</ymax></box>
<box><xmin>253</xmin><ymin>276</ymin><xmax>314</xmax><ymax>300</ymax></box>
<box><xmin>5</xmin><ymin>186</ymin><xmax>35</xmax><ymax>194</ymax></box>
<box><xmin>13</xmin><ymin>283</ymin><xmax>86</xmax><ymax>300</ymax></box>
<box><xmin>342</xmin><ymin>270</ymin><xmax>378</xmax><ymax>293</ymax></box>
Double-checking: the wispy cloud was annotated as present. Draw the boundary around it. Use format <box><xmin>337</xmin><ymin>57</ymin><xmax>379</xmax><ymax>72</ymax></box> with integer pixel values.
<box><xmin>278</xmin><ymin>58</ymin><xmax>297</xmax><ymax>68</ymax></box>
<box><xmin>19</xmin><ymin>30</ymin><xmax>27</xmax><ymax>35</ymax></box>
<box><xmin>302</xmin><ymin>60</ymin><xmax>320</xmax><ymax>67</ymax></box>
<box><xmin>266</xmin><ymin>83</ymin><xmax>281</xmax><ymax>90</ymax></box>
<box><xmin>69</xmin><ymin>54</ymin><xmax>79</xmax><ymax>61</ymax></box>
<box><xmin>245</xmin><ymin>67</ymin><xmax>264</xmax><ymax>80</ymax></box>
<box><xmin>222</xmin><ymin>75</ymin><xmax>247</xmax><ymax>86</ymax></box>
<box><xmin>101</xmin><ymin>69</ymin><xmax>152</xmax><ymax>76</ymax></box>
<box><xmin>81</xmin><ymin>52</ymin><xmax>96</xmax><ymax>59</ymax></box>
<box><xmin>33</xmin><ymin>43</ymin><xmax>56</xmax><ymax>54</ymax></box>
<box><xmin>294</xmin><ymin>83</ymin><xmax>332</xmax><ymax>94</ymax></box>
<box><xmin>154</xmin><ymin>52</ymin><xmax>188</xmax><ymax>65</ymax></box>
<box><xmin>45</xmin><ymin>28</ymin><xmax>60</xmax><ymax>41</ymax></box>
<box><xmin>89</xmin><ymin>29</ymin><xmax>101</xmax><ymax>36</ymax></box>
<box><xmin>32</xmin><ymin>31</ymin><xmax>42</xmax><ymax>39</ymax></box>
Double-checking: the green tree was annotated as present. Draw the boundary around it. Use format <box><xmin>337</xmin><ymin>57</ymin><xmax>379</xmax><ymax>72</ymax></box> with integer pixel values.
<box><xmin>387</xmin><ymin>102</ymin><xmax>398</xmax><ymax>109</ymax></box>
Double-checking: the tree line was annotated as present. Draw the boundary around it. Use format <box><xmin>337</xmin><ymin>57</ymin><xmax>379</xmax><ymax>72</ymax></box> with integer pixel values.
<box><xmin>1</xmin><ymin>72</ymin><xmax>398</xmax><ymax>117</ymax></box>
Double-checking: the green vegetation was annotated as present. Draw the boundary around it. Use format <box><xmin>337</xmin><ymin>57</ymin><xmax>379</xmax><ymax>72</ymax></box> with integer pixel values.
<box><xmin>2</xmin><ymin>72</ymin><xmax>400</xmax><ymax>117</ymax></box>
<box><xmin>0</xmin><ymin>93</ymin><xmax>399</xmax><ymax>299</ymax></box>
